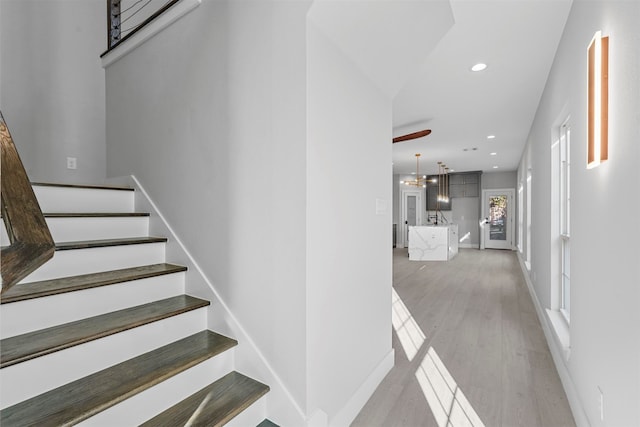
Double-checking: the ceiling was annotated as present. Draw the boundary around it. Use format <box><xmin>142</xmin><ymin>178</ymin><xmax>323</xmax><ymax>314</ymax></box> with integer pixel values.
<box><xmin>392</xmin><ymin>0</ymin><xmax>573</xmax><ymax>177</ymax></box>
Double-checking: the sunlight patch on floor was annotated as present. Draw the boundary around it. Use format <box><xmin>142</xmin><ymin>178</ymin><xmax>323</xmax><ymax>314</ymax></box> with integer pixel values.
<box><xmin>415</xmin><ymin>347</ymin><xmax>485</xmax><ymax>427</ymax></box>
<box><xmin>392</xmin><ymin>287</ymin><xmax>426</xmax><ymax>361</ymax></box>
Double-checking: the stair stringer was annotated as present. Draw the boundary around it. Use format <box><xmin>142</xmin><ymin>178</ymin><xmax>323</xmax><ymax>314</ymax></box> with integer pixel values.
<box><xmin>118</xmin><ymin>175</ymin><xmax>307</xmax><ymax>426</ymax></box>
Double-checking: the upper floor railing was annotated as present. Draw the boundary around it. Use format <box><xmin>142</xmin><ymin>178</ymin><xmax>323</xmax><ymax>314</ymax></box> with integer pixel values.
<box><xmin>107</xmin><ymin>0</ymin><xmax>181</xmax><ymax>50</ymax></box>
<box><xmin>0</xmin><ymin>111</ymin><xmax>55</xmax><ymax>294</ymax></box>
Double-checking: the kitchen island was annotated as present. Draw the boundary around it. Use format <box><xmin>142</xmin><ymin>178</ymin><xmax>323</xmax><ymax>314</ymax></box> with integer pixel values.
<box><xmin>408</xmin><ymin>225</ymin><xmax>459</xmax><ymax>261</ymax></box>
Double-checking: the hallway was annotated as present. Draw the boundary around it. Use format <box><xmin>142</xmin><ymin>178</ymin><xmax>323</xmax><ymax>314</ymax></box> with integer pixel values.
<box><xmin>353</xmin><ymin>248</ymin><xmax>575</xmax><ymax>427</ymax></box>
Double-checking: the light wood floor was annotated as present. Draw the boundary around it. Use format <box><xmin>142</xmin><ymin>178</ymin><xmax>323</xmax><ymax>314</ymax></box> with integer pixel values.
<box><xmin>352</xmin><ymin>248</ymin><xmax>575</xmax><ymax>427</ymax></box>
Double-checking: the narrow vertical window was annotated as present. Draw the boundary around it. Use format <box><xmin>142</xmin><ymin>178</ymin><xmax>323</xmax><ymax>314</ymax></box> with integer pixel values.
<box><xmin>518</xmin><ymin>183</ymin><xmax>523</xmax><ymax>253</ymax></box>
<box><xmin>560</xmin><ymin>122</ymin><xmax>571</xmax><ymax>321</ymax></box>
<box><xmin>526</xmin><ymin>173</ymin><xmax>532</xmax><ymax>270</ymax></box>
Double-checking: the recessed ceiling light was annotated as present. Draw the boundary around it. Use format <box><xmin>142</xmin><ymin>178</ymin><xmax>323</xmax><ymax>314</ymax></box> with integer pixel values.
<box><xmin>487</xmin><ymin>135</ymin><xmax>496</xmax><ymax>139</ymax></box>
<box><xmin>490</xmin><ymin>152</ymin><xmax>497</xmax><ymax>156</ymax></box>
<box><xmin>493</xmin><ymin>166</ymin><xmax>499</xmax><ymax>169</ymax></box>
<box><xmin>471</xmin><ymin>63</ymin><xmax>487</xmax><ymax>72</ymax></box>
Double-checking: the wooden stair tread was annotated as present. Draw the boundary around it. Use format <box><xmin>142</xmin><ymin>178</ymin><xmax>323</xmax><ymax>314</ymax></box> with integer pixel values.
<box><xmin>0</xmin><ymin>295</ymin><xmax>209</xmax><ymax>368</ymax></box>
<box><xmin>1</xmin><ymin>263</ymin><xmax>187</xmax><ymax>304</ymax></box>
<box><xmin>31</xmin><ymin>182</ymin><xmax>134</xmax><ymax>191</ymax></box>
<box><xmin>0</xmin><ymin>330</ymin><xmax>237</xmax><ymax>426</ymax></box>
<box><xmin>257</xmin><ymin>418</ymin><xmax>280</xmax><ymax>427</ymax></box>
<box><xmin>54</xmin><ymin>236</ymin><xmax>167</xmax><ymax>251</ymax></box>
<box><xmin>43</xmin><ymin>212</ymin><xmax>150</xmax><ymax>217</ymax></box>
<box><xmin>140</xmin><ymin>371</ymin><xmax>270</xmax><ymax>427</ymax></box>
<box><xmin>2</xmin><ymin>237</ymin><xmax>169</xmax><ymax>252</ymax></box>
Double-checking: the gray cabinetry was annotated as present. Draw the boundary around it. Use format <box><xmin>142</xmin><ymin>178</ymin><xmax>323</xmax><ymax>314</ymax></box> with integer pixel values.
<box><xmin>449</xmin><ymin>172</ymin><xmax>480</xmax><ymax>198</ymax></box>
<box><xmin>426</xmin><ymin>175</ymin><xmax>451</xmax><ymax>211</ymax></box>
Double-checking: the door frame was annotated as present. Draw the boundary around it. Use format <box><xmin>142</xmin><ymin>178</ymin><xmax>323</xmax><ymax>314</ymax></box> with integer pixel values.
<box><xmin>480</xmin><ymin>188</ymin><xmax>515</xmax><ymax>250</ymax></box>
<box><xmin>400</xmin><ymin>189</ymin><xmax>423</xmax><ymax>248</ymax></box>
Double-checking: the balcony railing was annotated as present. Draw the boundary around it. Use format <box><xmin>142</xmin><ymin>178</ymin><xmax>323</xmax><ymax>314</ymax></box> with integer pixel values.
<box><xmin>107</xmin><ymin>0</ymin><xmax>181</xmax><ymax>50</ymax></box>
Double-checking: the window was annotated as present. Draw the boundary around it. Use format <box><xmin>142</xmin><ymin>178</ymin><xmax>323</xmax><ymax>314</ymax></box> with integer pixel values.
<box><xmin>526</xmin><ymin>173</ymin><xmax>532</xmax><ymax>270</ymax></box>
<box><xmin>518</xmin><ymin>183</ymin><xmax>523</xmax><ymax>253</ymax></box>
<box><xmin>559</xmin><ymin>122</ymin><xmax>571</xmax><ymax>321</ymax></box>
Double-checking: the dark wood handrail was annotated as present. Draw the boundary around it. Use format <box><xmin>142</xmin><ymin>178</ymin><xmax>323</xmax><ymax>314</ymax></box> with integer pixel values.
<box><xmin>1</xmin><ymin>111</ymin><xmax>54</xmax><ymax>293</ymax></box>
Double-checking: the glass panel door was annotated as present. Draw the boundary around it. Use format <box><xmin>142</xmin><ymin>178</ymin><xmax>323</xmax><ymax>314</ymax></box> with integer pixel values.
<box><xmin>403</xmin><ymin>191</ymin><xmax>421</xmax><ymax>248</ymax></box>
<box><xmin>489</xmin><ymin>195</ymin><xmax>508</xmax><ymax>241</ymax></box>
<box><xmin>484</xmin><ymin>190</ymin><xmax>514</xmax><ymax>250</ymax></box>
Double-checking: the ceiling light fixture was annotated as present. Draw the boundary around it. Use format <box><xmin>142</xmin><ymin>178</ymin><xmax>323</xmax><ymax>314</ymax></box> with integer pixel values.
<box><xmin>400</xmin><ymin>154</ymin><xmax>427</xmax><ymax>187</ymax></box>
<box><xmin>471</xmin><ymin>63</ymin><xmax>487</xmax><ymax>72</ymax></box>
<box><xmin>493</xmin><ymin>166</ymin><xmax>499</xmax><ymax>169</ymax></box>
<box><xmin>487</xmin><ymin>135</ymin><xmax>496</xmax><ymax>139</ymax></box>
<box><xmin>437</xmin><ymin>162</ymin><xmax>450</xmax><ymax>204</ymax></box>
<box><xmin>490</xmin><ymin>152</ymin><xmax>497</xmax><ymax>156</ymax></box>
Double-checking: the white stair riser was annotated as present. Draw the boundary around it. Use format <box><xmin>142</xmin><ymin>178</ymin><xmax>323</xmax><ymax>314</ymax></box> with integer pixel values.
<box><xmin>226</xmin><ymin>395</ymin><xmax>268</xmax><ymax>427</ymax></box>
<box><xmin>1</xmin><ymin>217</ymin><xmax>150</xmax><ymax>243</ymax></box>
<box><xmin>19</xmin><ymin>243</ymin><xmax>166</xmax><ymax>284</ymax></box>
<box><xmin>48</xmin><ymin>217</ymin><xmax>149</xmax><ymax>242</ymax></box>
<box><xmin>0</xmin><ymin>308</ymin><xmax>209</xmax><ymax>409</ymax></box>
<box><xmin>76</xmin><ymin>351</ymin><xmax>235</xmax><ymax>426</ymax></box>
<box><xmin>33</xmin><ymin>186</ymin><xmax>134</xmax><ymax>213</ymax></box>
<box><xmin>2</xmin><ymin>272</ymin><xmax>186</xmax><ymax>338</ymax></box>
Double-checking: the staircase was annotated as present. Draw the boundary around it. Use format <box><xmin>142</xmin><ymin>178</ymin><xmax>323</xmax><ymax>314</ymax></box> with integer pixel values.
<box><xmin>0</xmin><ymin>182</ymin><xmax>274</xmax><ymax>426</ymax></box>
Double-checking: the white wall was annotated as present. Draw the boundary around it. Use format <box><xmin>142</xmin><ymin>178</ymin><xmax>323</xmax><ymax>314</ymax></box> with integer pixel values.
<box><xmin>0</xmin><ymin>0</ymin><xmax>106</xmax><ymax>184</ymax></box>
<box><xmin>106</xmin><ymin>0</ymin><xmax>450</xmax><ymax>424</ymax></box>
<box><xmin>451</xmin><ymin>197</ymin><xmax>478</xmax><ymax>247</ymax></box>
<box><xmin>105</xmin><ymin>0</ymin><xmax>310</xmax><ymax>421</ymax></box>
<box><xmin>306</xmin><ymin>22</ymin><xmax>393</xmax><ymax>425</ymax></box>
<box><xmin>481</xmin><ymin>170</ymin><xmax>516</xmax><ymax>190</ymax></box>
<box><xmin>519</xmin><ymin>1</ymin><xmax>640</xmax><ymax>425</ymax></box>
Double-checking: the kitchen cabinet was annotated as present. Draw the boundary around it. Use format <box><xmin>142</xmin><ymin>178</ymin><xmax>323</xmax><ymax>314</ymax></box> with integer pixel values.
<box><xmin>449</xmin><ymin>172</ymin><xmax>480</xmax><ymax>198</ymax></box>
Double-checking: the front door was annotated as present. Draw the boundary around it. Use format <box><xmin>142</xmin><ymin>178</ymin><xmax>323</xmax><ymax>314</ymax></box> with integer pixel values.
<box><xmin>402</xmin><ymin>190</ymin><xmax>422</xmax><ymax>248</ymax></box>
<box><xmin>483</xmin><ymin>189</ymin><xmax>514</xmax><ymax>250</ymax></box>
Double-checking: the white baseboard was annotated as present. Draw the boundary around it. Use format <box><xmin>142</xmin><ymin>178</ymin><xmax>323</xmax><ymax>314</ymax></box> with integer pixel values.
<box><xmin>126</xmin><ymin>175</ymin><xmax>306</xmax><ymax>426</ymax></box>
<box><xmin>458</xmin><ymin>243</ymin><xmax>478</xmax><ymax>249</ymax></box>
<box><xmin>516</xmin><ymin>253</ymin><xmax>589</xmax><ymax>427</ymax></box>
<box><xmin>330</xmin><ymin>349</ymin><xmax>395</xmax><ymax>427</ymax></box>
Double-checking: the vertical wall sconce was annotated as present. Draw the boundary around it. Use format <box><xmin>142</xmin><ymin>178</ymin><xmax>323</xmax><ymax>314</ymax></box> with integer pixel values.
<box><xmin>587</xmin><ymin>31</ymin><xmax>609</xmax><ymax>168</ymax></box>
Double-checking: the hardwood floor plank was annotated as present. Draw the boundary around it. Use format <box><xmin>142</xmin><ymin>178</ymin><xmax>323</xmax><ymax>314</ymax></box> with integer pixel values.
<box><xmin>0</xmin><ymin>330</ymin><xmax>236</xmax><ymax>427</ymax></box>
<box><xmin>352</xmin><ymin>248</ymin><xmax>576</xmax><ymax>427</ymax></box>
<box><xmin>0</xmin><ymin>295</ymin><xmax>208</xmax><ymax>368</ymax></box>
<box><xmin>529</xmin><ymin>349</ymin><xmax>575</xmax><ymax>427</ymax></box>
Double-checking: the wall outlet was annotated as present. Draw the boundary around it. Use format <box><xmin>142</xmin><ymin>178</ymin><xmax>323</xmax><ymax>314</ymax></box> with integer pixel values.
<box><xmin>66</xmin><ymin>157</ymin><xmax>77</xmax><ymax>170</ymax></box>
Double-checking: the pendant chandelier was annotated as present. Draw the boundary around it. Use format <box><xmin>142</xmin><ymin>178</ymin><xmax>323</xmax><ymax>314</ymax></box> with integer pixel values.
<box><xmin>436</xmin><ymin>161</ymin><xmax>450</xmax><ymax>204</ymax></box>
<box><xmin>400</xmin><ymin>154</ymin><xmax>427</xmax><ymax>188</ymax></box>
